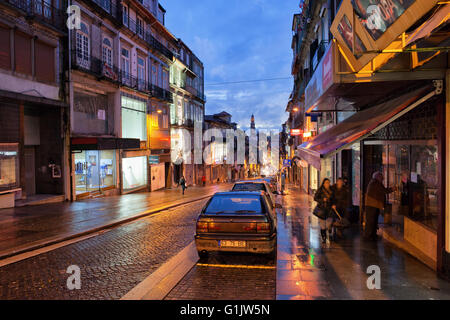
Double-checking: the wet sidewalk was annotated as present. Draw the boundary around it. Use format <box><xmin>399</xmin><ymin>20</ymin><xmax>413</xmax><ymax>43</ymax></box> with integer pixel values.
<box><xmin>276</xmin><ymin>185</ymin><xmax>450</xmax><ymax>300</ymax></box>
<box><xmin>0</xmin><ymin>183</ymin><xmax>232</xmax><ymax>259</ymax></box>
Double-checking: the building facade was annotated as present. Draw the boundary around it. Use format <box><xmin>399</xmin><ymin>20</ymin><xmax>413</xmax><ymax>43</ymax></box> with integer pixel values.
<box><xmin>67</xmin><ymin>0</ymin><xmax>205</xmax><ymax>199</ymax></box>
<box><xmin>289</xmin><ymin>0</ymin><xmax>450</xmax><ymax>276</ymax></box>
<box><xmin>0</xmin><ymin>0</ymin><xmax>68</xmax><ymax>208</ymax></box>
<box><xmin>169</xmin><ymin>40</ymin><xmax>205</xmax><ymax>187</ymax></box>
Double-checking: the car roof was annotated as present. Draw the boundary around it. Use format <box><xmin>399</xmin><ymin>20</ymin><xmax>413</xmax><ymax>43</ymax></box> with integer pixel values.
<box><xmin>214</xmin><ymin>191</ymin><xmax>264</xmax><ymax>196</ymax></box>
<box><xmin>234</xmin><ymin>180</ymin><xmax>267</xmax><ymax>184</ymax></box>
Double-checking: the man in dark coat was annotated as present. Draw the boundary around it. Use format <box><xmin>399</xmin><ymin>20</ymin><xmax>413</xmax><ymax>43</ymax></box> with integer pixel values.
<box><xmin>331</xmin><ymin>178</ymin><xmax>351</xmax><ymax>237</ymax></box>
<box><xmin>364</xmin><ymin>172</ymin><xmax>394</xmax><ymax>241</ymax></box>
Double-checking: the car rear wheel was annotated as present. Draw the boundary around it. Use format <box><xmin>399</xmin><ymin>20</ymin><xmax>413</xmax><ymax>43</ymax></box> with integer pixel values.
<box><xmin>197</xmin><ymin>250</ymin><xmax>209</xmax><ymax>259</ymax></box>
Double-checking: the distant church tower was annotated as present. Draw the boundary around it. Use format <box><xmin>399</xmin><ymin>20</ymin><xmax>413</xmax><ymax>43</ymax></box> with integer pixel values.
<box><xmin>250</xmin><ymin>114</ymin><xmax>255</xmax><ymax>129</ymax></box>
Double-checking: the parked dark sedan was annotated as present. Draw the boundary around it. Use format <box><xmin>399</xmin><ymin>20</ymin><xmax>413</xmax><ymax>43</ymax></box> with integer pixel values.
<box><xmin>195</xmin><ymin>191</ymin><xmax>277</xmax><ymax>258</ymax></box>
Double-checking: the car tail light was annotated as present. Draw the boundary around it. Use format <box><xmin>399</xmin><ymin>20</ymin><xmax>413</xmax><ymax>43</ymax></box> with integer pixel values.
<box><xmin>243</xmin><ymin>223</ymin><xmax>257</xmax><ymax>231</ymax></box>
<box><xmin>208</xmin><ymin>223</ymin><xmax>221</xmax><ymax>231</ymax></box>
<box><xmin>257</xmin><ymin>222</ymin><xmax>271</xmax><ymax>233</ymax></box>
<box><xmin>196</xmin><ymin>221</ymin><xmax>208</xmax><ymax>233</ymax></box>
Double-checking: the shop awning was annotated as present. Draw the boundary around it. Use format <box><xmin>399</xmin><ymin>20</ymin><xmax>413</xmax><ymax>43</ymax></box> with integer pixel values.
<box><xmin>405</xmin><ymin>4</ymin><xmax>450</xmax><ymax>47</ymax></box>
<box><xmin>71</xmin><ymin>137</ymin><xmax>140</xmax><ymax>151</ymax></box>
<box><xmin>297</xmin><ymin>85</ymin><xmax>437</xmax><ymax>170</ymax></box>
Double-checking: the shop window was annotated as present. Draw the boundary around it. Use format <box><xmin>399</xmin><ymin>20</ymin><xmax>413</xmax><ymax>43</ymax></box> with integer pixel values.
<box><xmin>0</xmin><ymin>144</ymin><xmax>19</xmax><ymax>192</ymax></box>
<box><xmin>74</xmin><ymin>150</ymin><xmax>116</xmax><ymax>194</ymax></box>
<box><xmin>121</xmin><ymin>96</ymin><xmax>147</xmax><ymax>141</ymax></box>
<box><xmin>122</xmin><ymin>156</ymin><xmax>147</xmax><ymax>191</ymax></box>
<box><xmin>14</xmin><ymin>31</ymin><xmax>32</xmax><ymax>75</ymax></box>
<box><xmin>0</xmin><ymin>26</ymin><xmax>11</xmax><ymax>70</ymax></box>
<box><xmin>35</xmin><ymin>41</ymin><xmax>55</xmax><ymax>83</ymax></box>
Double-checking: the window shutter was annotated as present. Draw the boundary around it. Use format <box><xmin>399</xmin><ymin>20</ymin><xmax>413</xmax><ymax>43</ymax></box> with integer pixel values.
<box><xmin>0</xmin><ymin>26</ymin><xmax>11</xmax><ymax>70</ymax></box>
<box><xmin>35</xmin><ymin>41</ymin><xmax>55</xmax><ymax>82</ymax></box>
<box><xmin>14</xmin><ymin>31</ymin><xmax>31</xmax><ymax>75</ymax></box>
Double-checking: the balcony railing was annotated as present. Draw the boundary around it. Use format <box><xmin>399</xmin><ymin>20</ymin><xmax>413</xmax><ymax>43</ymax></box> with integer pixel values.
<box><xmin>2</xmin><ymin>0</ymin><xmax>66</xmax><ymax>31</ymax></box>
<box><xmin>145</xmin><ymin>33</ymin><xmax>173</xmax><ymax>61</ymax></box>
<box><xmin>71</xmin><ymin>50</ymin><xmax>120</xmax><ymax>83</ymax></box>
<box><xmin>312</xmin><ymin>40</ymin><xmax>329</xmax><ymax>72</ymax></box>
<box><xmin>122</xmin><ymin>15</ymin><xmax>173</xmax><ymax>61</ymax></box>
<box><xmin>149</xmin><ymin>84</ymin><xmax>173</xmax><ymax>103</ymax></box>
<box><xmin>87</xmin><ymin>0</ymin><xmax>123</xmax><ymax>25</ymax></box>
<box><xmin>72</xmin><ymin>50</ymin><xmax>173</xmax><ymax>101</ymax></box>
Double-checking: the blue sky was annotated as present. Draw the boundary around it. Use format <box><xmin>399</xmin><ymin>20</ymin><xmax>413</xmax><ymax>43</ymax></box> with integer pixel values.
<box><xmin>162</xmin><ymin>0</ymin><xmax>299</xmax><ymax>131</ymax></box>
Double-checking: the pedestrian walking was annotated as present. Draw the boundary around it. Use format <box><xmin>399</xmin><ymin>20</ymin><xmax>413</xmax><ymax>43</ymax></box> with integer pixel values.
<box><xmin>281</xmin><ymin>171</ymin><xmax>286</xmax><ymax>194</ymax></box>
<box><xmin>313</xmin><ymin>178</ymin><xmax>334</xmax><ymax>243</ymax></box>
<box><xmin>364</xmin><ymin>171</ymin><xmax>394</xmax><ymax>241</ymax></box>
<box><xmin>202</xmin><ymin>175</ymin><xmax>206</xmax><ymax>187</ymax></box>
<box><xmin>331</xmin><ymin>178</ymin><xmax>351</xmax><ymax>239</ymax></box>
<box><xmin>179</xmin><ymin>176</ymin><xmax>187</xmax><ymax>195</ymax></box>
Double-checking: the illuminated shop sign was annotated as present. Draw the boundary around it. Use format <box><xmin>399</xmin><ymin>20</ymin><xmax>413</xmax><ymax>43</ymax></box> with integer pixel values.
<box><xmin>351</xmin><ymin>0</ymin><xmax>416</xmax><ymax>41</ymax></box>
<box><xmin>290</xmin><ymin>129</ymin><xmax>302</xmax><ymax>136</ymax></box>
<box><xmin>331</xmin><ymin>0</ymin><xmax>439</xmax><ymax>72</ymax></box>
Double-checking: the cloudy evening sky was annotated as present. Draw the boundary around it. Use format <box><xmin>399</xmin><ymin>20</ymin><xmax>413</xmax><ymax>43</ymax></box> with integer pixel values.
<box><xmin>163</xmin><ymin>0</ymin><xmax>299</xmax><ymax>131</ymax></box>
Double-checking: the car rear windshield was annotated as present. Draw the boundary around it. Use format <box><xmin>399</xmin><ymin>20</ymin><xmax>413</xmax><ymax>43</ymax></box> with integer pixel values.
<box><xmin>232</xmin><ymin>183</ymin><xmax>265</xmax><ymax>192</ymax></box>
<box><xmin>204</xmin><ymin>195</ymin><xmax>264</xmax><ymax>214</ymax></box>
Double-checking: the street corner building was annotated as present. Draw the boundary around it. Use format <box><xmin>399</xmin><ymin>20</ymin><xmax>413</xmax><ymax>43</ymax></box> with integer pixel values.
<box><xmin>284</xmin><ymin>0</ymin><xmax>450</xmax><ymax>278</ymax></box>
<box><xmin>0</xmin><ymin>0</ymin><xmax>207</xmax><ymax>206</ymax></box>
<box><xmin>0</xmin><ymin>0</ymin><xmax>68</xmax><ymax>209</ymax></box>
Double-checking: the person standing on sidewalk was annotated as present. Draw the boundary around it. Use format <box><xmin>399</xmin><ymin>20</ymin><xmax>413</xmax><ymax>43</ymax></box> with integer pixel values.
<box><xmin>179</xmin><ymin>176</ymin><xmax>187</xmax><ymax>195</ymax></box>
<box><xmin>314</xmin><ymin>178</ymin><xmax>334</xmax><ymax>243</ymax></box>
<box><xmin>331</xmin><ymin>178</ymin><xmax>351</xmax><ymax>239</ymax></box>
<box><xmin>202</xmin><ymin>175</ymin><xmax>206</xmax><ymax>187</ymax></box>
<box><xmin>364</xmin><ymin>172</ymin><xmax>394</xmax><ymax>241</ymax></box>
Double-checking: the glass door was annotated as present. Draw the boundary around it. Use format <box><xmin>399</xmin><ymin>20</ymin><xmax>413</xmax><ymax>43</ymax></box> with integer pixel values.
<box><xmin>75</xmin><ymin>150</ymin><xmax>116</xmax><ymax>195</ymax></box>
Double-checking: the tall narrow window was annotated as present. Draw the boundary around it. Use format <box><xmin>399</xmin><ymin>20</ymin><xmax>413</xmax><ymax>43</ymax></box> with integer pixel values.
<box><xmin>102</xmin><ymin>37</ymin><xmax>113</xmax><ymax>67</ymax></box>
<box><xmin>137</xmin><ymin>56</ymin><xmax>145</xmax><ymax>90</ymax></box>
<box><xmin>152</xmin><ymin>63</ymin><xmax>158</xmax><ymax>86</ymax></box>
<box><xmin>121</xmin><ymin>47</ymin><xmax>130</xmax><ymax>85</ymax></box>
<box><xmin>76</xmin><ymin>22</ymin><xmax>90</xmax><ymax>69</ymax></box>
<box><xmin>137</xmin><ymin>17</ymin><xmax>144</xmax><ymax>38</ymax></box>
<box><xmin>162</xmin><ymin>70</ymin><xmax>168</xmax><ymax>90</ymax></box>
<box><xmin>122</xmin><ymin>5</ymin><xmax>128</xmax><ymax>27</ymax></box>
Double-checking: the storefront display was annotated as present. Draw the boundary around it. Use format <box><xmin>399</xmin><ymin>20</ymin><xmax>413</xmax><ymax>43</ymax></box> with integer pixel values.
<box><xmin>0</xmin><ymin>144</ymin><xmax>19</xmax><ymax>192</ymax></box>
<box><xmin>310</xmin><ymin>165</ymin><xmax>318</xmax><ymax>193</ymax></box>
<box><xmin>122</xmin><ymin>156</ymin><xmax>147</xmax><ymax>191</ymax></box>
<box><xmin>74</xmin><ymin>150</ymin><xmax>116</xmax><ymax>194</ymax></box>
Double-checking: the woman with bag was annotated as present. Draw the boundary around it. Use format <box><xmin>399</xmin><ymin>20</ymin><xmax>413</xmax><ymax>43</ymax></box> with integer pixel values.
<box><xmin>313</xmin><ymin>178</ymin><xmax>334</xmax><ymax>243</ymax></box>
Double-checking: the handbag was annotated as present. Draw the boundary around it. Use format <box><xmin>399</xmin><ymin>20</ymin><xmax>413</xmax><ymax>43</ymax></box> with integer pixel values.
<box><xmin>312</xmin><ymin>205</ymin><xmax>327</xmax><ymax>220</ymax></box>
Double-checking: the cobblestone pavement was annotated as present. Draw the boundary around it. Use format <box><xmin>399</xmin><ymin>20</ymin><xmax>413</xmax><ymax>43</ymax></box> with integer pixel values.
<box><xmin>0</xmin><ymin>200</ymin><xmax>207</xmax><ymax>300</ymax></box>
<box><xmin>0</xmin><ymin>183</ymin><xmax>231</xmax><ymax>257</ymax></box>
<box><xmin>165</xmin><ymin>254</ymin><xmax>276</xmax><ymax>300</ymax></box>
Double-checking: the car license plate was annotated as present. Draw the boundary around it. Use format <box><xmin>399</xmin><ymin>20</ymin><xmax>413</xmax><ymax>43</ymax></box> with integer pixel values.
<box><xmin>219</xmin><ymin>240</ymin><xmax>246</xmax><ymax>248</ymax></box>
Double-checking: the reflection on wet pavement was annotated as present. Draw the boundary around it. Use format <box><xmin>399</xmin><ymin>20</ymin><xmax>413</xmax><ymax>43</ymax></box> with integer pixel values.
<box><xmin>0</xmin><ymin>184</ymin><xmax>232</xmax><ymax>256</ymax></box>
<box><xmin>276</xmin><ymin>185</ymin><xmax>450</xmax><ymax>300</ymax></box>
